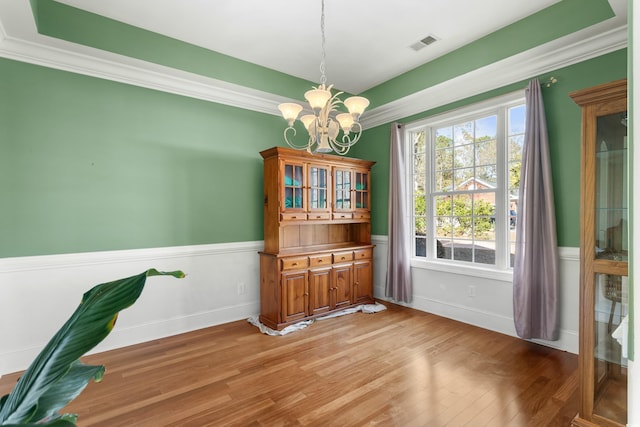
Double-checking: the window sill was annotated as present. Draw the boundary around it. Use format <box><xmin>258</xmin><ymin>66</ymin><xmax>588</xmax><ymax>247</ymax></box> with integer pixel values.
<box><xmin>410</xmin><ymin>258</ymin><xmax>514</xmax><ymax>283</ymax></box>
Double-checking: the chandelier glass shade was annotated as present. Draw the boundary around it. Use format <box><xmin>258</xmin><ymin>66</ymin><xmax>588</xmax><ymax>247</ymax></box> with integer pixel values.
<box><xmin>277</xmin><ymin>0</ymin><xmax>369</xmax><ymax>155</ymax></box>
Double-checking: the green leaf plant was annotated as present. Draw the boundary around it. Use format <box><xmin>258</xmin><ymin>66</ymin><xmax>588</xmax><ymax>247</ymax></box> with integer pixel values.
<box><xmin>0</xmin><ymin>269</ymin><xmax>185</xmax><ymax>426</ymax></box>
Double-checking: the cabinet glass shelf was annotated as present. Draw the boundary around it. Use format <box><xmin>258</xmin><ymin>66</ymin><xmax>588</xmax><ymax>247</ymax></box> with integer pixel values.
<box><xmin>594</xmin><ymin>111</ymin><xmax>628</xmax><ymax>263</ymax></box>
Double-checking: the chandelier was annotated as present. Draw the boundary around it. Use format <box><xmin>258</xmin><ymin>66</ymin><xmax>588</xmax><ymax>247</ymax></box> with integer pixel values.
<box><xmin>277</xmin><ymin>0</ymin><xmax>369</xmax><ymax>155</ymax></box>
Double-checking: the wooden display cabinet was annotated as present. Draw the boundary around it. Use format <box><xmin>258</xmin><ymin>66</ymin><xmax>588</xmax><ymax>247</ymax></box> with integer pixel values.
<box><xmin>570</xmin><ymin>79</ymin><xmax>628</xmax><ymax>427</ymax></box>
<box><xmin>259</xmin><ymin>146</ymin><xmax>376</xmax><ymax>330</ymax></box>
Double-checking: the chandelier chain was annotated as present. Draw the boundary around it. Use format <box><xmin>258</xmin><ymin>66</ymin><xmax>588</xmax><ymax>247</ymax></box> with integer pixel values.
<box><xmin>319</xmin><ymin>0</ymin><xmax>326</xmax><ymax>85</ymax></box>
<box><xmin>276</xmin><ymin>0</ymin><xmax>368</xmax><ymax>155</ymax></box>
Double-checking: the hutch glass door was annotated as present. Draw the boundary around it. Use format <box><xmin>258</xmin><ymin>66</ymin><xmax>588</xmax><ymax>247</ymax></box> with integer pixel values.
<box><xmin>334</xmin><ymin>168</ymin><xmax>352</xmax><ymax>211</ymax></box>
<box><xmin>354</xmin><ymin>170</ymin><xmax>370</xmax><ymax>210</ymax></box>
<box><xmin>591</xmin><ymin>110</ymin><xmax>628</xmax><ymax>425</ymax></box>
<box><xmin>308</xmin><ymin>164</ymin><xmax>329</xmax><ymax>211</ymax></box>
<box><xmin>283</xmin><ymin>162</ymin><xmax>304</xmax><ymax>211</ymax></box>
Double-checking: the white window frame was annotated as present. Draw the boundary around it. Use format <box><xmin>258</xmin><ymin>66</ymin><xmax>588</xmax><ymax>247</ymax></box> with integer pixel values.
<box><xmin>405</xmin><ymin>91</ymin><xmax>525</xmax><ymax>282</ymax></box>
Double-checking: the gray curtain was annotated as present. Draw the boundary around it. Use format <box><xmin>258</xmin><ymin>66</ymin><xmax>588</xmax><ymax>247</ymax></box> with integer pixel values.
<box><xmin>513</xmin><ymin>79</ymin><xmax>559</xmax><ymax>340</ymax></box>
<box><xmin>385</xmin><ymin>123</ymin><xmax>412</xmax><ymax>302</ymax></box>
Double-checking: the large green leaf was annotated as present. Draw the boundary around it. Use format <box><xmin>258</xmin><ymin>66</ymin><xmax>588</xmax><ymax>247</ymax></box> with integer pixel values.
<box><xmin>0</xmin><ymin>269</ymin><xmax>184</xmax><ymax>425</ymax></box>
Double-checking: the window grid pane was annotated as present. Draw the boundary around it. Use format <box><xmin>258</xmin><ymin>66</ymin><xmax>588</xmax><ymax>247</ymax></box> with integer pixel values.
<box><xmin>412</xmin><ymin>131</ymin><xmax>427</xmax><ymax>257</ymax></box>
<box><xmin>410</xmin><ymin>101</ymin><xmax>524</xmax><ymax>270</ymax></box>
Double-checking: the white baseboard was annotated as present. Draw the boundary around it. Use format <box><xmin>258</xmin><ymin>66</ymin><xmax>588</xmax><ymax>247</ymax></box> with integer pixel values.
<box><xmin>374</xmin><ymin>291</ymin><xmax>578</xmax><ymax>354</ymax></box>
<box><xmin>373</xmin><ymin>239</ymin><xmax>580</xmax><ymax>355</ymax></box>
<box><xmin>0</xmin><ymin>301</ymin><xmax>260</xmax><ymax>379</ymax></box>
<box><xmin>91</xmin><ymin>301</ymin><xmax>260</xmax><ymax>353</ymax></box>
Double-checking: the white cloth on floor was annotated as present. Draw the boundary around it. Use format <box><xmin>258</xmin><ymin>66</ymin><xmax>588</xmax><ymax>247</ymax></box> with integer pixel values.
<box><xmin>247</xmin><ymin>302</ymin><xmax>387</xmax><ymax>336</ymax></box>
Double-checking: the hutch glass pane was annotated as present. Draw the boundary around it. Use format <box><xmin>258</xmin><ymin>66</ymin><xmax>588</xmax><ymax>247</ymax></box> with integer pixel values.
<box><xmin>595</xmin><ymin>112</ymin><xmax>628</xmax><ymax>261</ymax></box>
<box><xmin>284</xmin><ymin>164</ymin><xmax>304</xmax><ymax>209</ymax></box>
<box><xmin>593</xmin><ymin>272</ymin><xmax>628</xmax><ymax>424</ymax></box>
<box><xmin>309</xmin><ymin>166</ymin><xmax>328</xmax><ymax>209</ymax></box>
<box><xmin>335</xmin><ymin>170</ymin><xmax>351</xmax><ymax>209</ymax></box>
<box><xmin>355</xmin><ymin>171</ymin><xmax>368</xmax><ymax>209</ymax></box>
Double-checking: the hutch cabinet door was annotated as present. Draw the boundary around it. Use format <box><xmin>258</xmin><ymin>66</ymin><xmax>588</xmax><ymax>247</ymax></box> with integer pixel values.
<box><xmin>281</xmin><ymin>270</ymin><xmax>309</xmax><ymax>323</ymax></box>
<box><xmin>331</xmin><ymin>263</ymin><xmax>353</xmax><ymax>310</ymax></box>
<box><xmin>353</xmin><ymin>260</ymin><xmax>373</xmax><ymax>304</ymax></box>
<box><xmin>309</xmin><ymin>267</ymin><xmax>332</xmax><ymax>316</ymax></box>
<box><xmin>333</xmin><ymin>167</ymin><xmax>353</xmax><ymax>215</ymax></box>
<box><xmin>306</xmin><ymin>163</ymin><xmax>331</xmax><ymax>219</ymax></box>
<box><xmin>353</xmin><ymin>168</ymin><xmax>371</xmax><ymax>212</ymax></box>
<box><xmin>280</xmin><ymin>159</ymin><xmax>306</xmax><ymax>217</ymax></box>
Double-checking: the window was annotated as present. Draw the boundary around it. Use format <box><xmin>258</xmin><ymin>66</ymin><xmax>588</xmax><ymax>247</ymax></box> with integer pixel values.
<box><xmin>409</xmin><ymin>93</ymin><xmax>525</xmax><ymax>271</ymax></box>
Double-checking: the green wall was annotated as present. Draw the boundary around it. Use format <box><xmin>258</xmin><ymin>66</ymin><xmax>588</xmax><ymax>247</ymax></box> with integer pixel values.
<box><xmin>0</xmin><ymin>57</ymin><xmax>284</xmax><ymax>258</ymax></box>
<box><xmin>356</xmin><ymin>49</ymin><xmax>628</xmax><ymax>248</ymax></box>
<box><xmin>0</xmin><ymin>48</ymin><xmax>628</xmax><ymax>257</ymax></box>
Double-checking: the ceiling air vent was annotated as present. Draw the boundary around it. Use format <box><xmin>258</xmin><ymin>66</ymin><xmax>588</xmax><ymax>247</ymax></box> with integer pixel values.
<box><xmin>410</xmin><ymin>35</ymin><xmax>439</xmax><ymax>51</ymax></box>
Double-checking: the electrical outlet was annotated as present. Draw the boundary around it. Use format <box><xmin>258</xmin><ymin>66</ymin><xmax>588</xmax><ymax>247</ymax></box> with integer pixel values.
<box><xmin>468</xmin><ymin>285</ymin><xmax>476</xmax><ymax>297</ymax></box>
<box><xmin>237</xmin><ymin>282</ymin><xmax>246</xmax><ymax>295</ymax></box>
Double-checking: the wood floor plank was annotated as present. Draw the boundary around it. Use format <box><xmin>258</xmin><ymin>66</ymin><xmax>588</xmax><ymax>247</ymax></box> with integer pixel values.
<box><xmin>0</xmin><ymin>303</ymin><xmax>578</xmax><ymax>426</ymax></box>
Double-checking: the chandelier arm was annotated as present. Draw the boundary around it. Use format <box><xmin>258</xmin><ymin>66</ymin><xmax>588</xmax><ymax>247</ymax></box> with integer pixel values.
<box><xmin>326</xmin><ymin>122</ymin><xmax>363</xmax><ymax>150</ymax></box>
<box><xmin>342</xmin><ymin>130</ymin><xmax>362</xmax><ymax>146</ymax></box>
<box><xmin>346</xmin><ymin>122</ymin><xmax>363</xmax><ymax>144</ymax></box>
<box><xmin>328</xmin><ymin>139</ymin><xmax>350</xmax><ymax>155</ymax></box>
<box><xmin>283</xmin><ymin>126</ymin><xmax>314</xmax><ymax>151</ymax></box>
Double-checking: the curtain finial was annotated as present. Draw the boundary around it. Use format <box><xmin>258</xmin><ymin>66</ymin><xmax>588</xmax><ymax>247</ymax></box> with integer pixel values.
<box><xmin>540</xmin><ymin>76</ymin><xmax>558</xmax><ymax>88</ymax></box>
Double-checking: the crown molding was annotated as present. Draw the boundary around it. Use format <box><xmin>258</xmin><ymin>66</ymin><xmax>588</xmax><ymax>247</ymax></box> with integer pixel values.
<box><xmin>0</xmin><ymin>0</ymin><xmax>628</xmax><ymax>127</ymax></box>
<box><xmin>0</xmin><ymin>34</ymin><xmax>291</xmax><ymax>116</ymax></box>
<box><xmin>0</xmin><ymin>0</ymin><xmax>291</xmax><ymax>115</ymax></box>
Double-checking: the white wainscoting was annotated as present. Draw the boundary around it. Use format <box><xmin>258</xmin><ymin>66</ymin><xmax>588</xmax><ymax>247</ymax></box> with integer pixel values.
<box><xmin>1</xmin><ymin>237</ymin><xmax>579</xmax><ymax>377</ymax></box>
<box><xmin>0</xmin><ymin>241</ymin><xmax>263</xmax><ymax>376</ymax></box>
<box><xmin>371</xmin><ymin>236</ymin><xmax>580</xmax><ymax>354</ymax></box>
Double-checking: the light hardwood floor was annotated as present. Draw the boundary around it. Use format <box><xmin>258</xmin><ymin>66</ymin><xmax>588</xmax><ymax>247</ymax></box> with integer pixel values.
<box><xmin>0</xmin><ymin>303</ymin><xmax>578</xmax><ymax>426</ymax></box>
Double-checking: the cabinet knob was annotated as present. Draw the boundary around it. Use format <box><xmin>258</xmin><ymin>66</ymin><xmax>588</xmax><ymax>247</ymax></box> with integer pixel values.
<box><xmin>292</xmin><ymin>262</ymin><xmax>298</xmax><ymax>266</ymax></box>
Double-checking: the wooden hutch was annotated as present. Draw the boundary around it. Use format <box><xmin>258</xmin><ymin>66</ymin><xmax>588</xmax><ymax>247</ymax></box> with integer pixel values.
<box><xmin>259</xmin><ymin>146</ymin><xmax>376</xmax><ymax>330</ymax></box>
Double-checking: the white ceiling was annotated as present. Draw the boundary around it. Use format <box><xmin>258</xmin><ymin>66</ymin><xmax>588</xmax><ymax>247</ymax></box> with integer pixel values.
<box><xmin>54</xmin><ymin>0</ymin><xmax>564</xmax><ymax>94</ymax></box>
